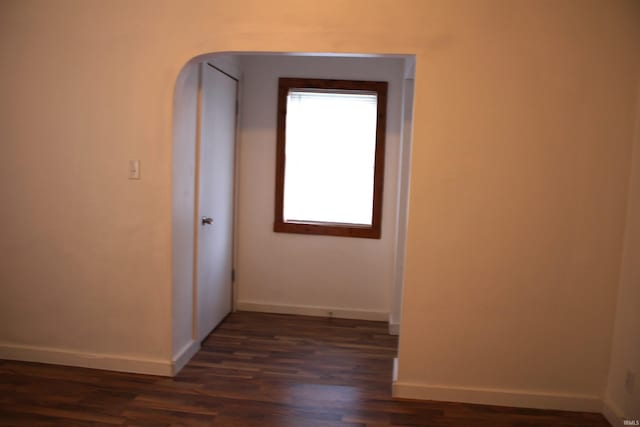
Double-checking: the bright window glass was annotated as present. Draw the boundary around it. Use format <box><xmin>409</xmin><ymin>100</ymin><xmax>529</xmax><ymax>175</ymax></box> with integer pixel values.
<box><xmin>283</xmin><ymin>90</ymin><xmax>378</xmax><ymax>225</ymax></box>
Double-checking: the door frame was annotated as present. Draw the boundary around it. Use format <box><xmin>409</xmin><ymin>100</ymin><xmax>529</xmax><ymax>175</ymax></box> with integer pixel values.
<box><xmin>171</xmin><ymin>52</ymin><xmax>414</xmax><ymax>376</ymax></box>
<box><xmin>170</xmin><ymin>55</ymin><xmax>243</xmax><ymax>375</ymax></box>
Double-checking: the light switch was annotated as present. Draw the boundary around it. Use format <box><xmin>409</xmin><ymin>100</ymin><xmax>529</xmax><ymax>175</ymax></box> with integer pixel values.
<box><xmin>129</xmin><ymin>160</ymin><xmax>140</xmax><ymax>179</ymax></box>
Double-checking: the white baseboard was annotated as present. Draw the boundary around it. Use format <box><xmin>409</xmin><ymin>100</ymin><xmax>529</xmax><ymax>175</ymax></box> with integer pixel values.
<box><xmin>172</xmin><ymin>339</ymin><xmax>200</xmax><ymax>375</ymax></box>
<box><xmin>0</xmin><ymin>341</ymin><xmax>172</xmax><ymax>376</ymax></box>
<box><xmin>236</xmin><ymin>300</ymin><xmax>388</xmax><ymax>321</ymax></box>
<box><xmin>603</xmin><ymin>398</ymin><xmax>624</xmax><ymax>426</ymax></box>
<box><xmin>392</xmin><ymin>381</ymin><xmax>602</xmax><ymax>413</ymax></box>
<box><xmin>392</xmin><ymin>357</ymin><xmax>398</xmax><ymax>382</ymax></box>
<box><xmin>389</xmin><ymin>323</ymin><xmax>400</xmax><ymax>335</ymax></box>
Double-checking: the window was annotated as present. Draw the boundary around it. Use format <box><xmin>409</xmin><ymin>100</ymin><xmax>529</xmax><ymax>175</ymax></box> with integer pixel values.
<box><xmin>274</xmin><ymin>78</ymin><xmax>388</xmax><ymax>238</ymax></box>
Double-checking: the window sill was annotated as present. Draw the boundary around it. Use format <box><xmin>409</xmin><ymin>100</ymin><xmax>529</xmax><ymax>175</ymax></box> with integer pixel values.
<box><xmin>273</xmin><ymin>220</ymin><xmax>381</xmax><ymax>239</ymax></box>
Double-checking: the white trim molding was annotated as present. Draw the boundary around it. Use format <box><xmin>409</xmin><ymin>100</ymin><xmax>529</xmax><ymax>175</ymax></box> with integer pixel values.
<box><xmin>0</xmin><ymin>341</ymin><xmax>172</xmax><ymax>376</ymax></box>
<box><xmin>603</xmin><ymin>398</ymin><xmax>624</xmax><ymax>426</ymax></box>
<box><xmin>392</xmin><ymin>358</ymin><xmax>399</xmax><ymax>382</ymax></box>
<box><xmin>389</xmin><ymin>323</ymin><xmax>400</xmax><ymax>335</ymax></box>
<box><xmin>236</xmin><ymin>300</ymin><xmax>388</xmax><ymax>322</ymax></box>
<box><xmin>171</xmin><ymin>339</ymin><xmax>200</xmax><ymax>375</ymax></box>
<box><xmin>392</xmin><ymin>381</ymin><xmax>603</xmax><ymax>413</ymax></box>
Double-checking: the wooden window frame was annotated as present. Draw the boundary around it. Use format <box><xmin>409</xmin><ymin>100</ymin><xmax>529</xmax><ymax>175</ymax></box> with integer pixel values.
<box><xmin>274</xmin><ymin>77</ymin><xmax>388</xmax><ymax>239</ymax></box>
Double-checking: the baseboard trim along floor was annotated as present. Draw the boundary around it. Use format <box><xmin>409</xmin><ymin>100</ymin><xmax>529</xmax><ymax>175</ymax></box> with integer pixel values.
<box><xmin>236</xmin><ymin>300</ymin><xmax>388</xmax><ymax>321</ymax></box>
<box><xmin>392</xmin><ymin>381</ymin><xmax>602</xmax><ymax>413</ymax></box>
<box><xmin>0</xmin><ymin>341</ymin><xmax>171</xmax><ymax>376</ymax></box>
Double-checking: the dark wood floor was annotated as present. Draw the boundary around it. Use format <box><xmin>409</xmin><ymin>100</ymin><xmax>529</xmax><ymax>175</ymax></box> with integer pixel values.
<box><xmin>0</xmin><ymin>311</ymin><xmax>609</xmax><ymax>426</ymax></box>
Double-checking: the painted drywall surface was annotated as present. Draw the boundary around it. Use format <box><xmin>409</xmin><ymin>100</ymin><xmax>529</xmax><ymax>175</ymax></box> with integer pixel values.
<box><xmin>171</xmin><ymin>61</ymin><xmax>199</xmax><ymax>360</ymax></box>
<box><xmin>0</xmin><ymin>1</ymin><xmax>175</xmax><ymax>364</ymax></box>
<box><xmin>390</xmin><ymin>78</ymin><xmax>415</xmax><ymax>330</ymax></box>
<box><xmin>397</xmin><ymin>1</ymin><xmax>640</xmax><ymax>403</ymax></box>
<box><xmin>605</xmin><ymin>85</ymin><xmax>640</xmax><ymax>420</ymax></box>
<box><xmin>0</xmin><ymin>0</ymin><xmax>637</xmax><ymax>406</ymax></box>
<box><xmin>235</xmin><ymin>55</ymin><xmax>404</xmax><ymax>317</ymax></box>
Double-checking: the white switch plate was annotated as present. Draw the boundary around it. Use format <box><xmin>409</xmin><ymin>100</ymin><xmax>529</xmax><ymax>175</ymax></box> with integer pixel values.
<box><xmin>129</xmin><ymin>160</ymin><xmax>140</xmax><ymax>179</ymax></box>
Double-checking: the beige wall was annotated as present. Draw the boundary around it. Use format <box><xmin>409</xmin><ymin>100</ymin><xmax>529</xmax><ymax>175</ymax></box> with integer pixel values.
<box><xmin>1</xmin><ymin>0</ymin><xmax>176</xmax><ymax>372</ymax></box>
<box><xmin>605</xmin><ymin>83</ymin><xmax>640</xmax><ymax>421</ymax></box>
<box><xmin>396</xmin><ymin>1</ymin><xmax>640</xmax><ymax>410</ymax></box>
<box><xmin>1</xmin><ymin>0</ymin><xmax>639</xmax><ymax>410</ymax></box>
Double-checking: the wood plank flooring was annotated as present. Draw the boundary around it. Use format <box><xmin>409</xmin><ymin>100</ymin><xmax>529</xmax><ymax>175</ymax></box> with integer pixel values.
<box><xmin>0</xmin><ymin>311</ymin><xmax>610</xmax><ymax>426</ymax></box>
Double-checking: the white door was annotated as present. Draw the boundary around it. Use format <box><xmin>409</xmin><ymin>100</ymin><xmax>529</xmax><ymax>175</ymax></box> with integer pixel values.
<box><xmin>196</xmin><ymin>63</ymin><xmax>237</xmax><ymax>342</ymax></box>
